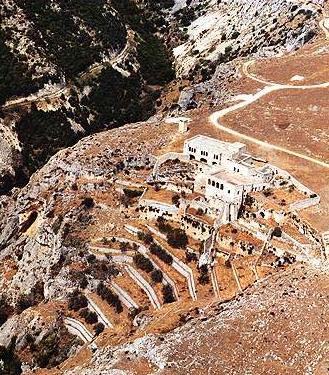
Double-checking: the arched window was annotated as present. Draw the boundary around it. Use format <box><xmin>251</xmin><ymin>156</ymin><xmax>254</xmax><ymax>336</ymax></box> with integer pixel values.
<box><xmin>216</xmin><ymin>182</ymin><xmax>219</xmax><ymax>188</ymax></box>
<box><xmin>212</xmin><ymin>181</ymin><xmax>215</xmax><ymax>187</ymax></box>
<box><xmin>220</xmin><ymin>184</ymin><xmax>224</xmax><ymax>190</ymax></box>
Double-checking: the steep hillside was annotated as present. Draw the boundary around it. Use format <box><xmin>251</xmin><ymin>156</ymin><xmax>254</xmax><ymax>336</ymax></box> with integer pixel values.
<box><xmin>61</xmin><ymin>263</ymin><xmax>329</xmax><ymax>374</ymax></box>
<box><xmin>0</xmin><ymin>0</ymin><xmax>323</xmax><ymax>193</ymax></box>
<box><xmin>0</xmin><ymin>1</ymin><xmax>328</xmax><ymax>373</ymax></box>
<box><xmin>0</xmin><ymin>0</ymin><xmax>128</xmax><ymax>104</ymax></box>
<box><xmin>0</xmin><ymin>0</ymin><xmax>174</xmax><ymax>192</ymax></box>
<box><xmin>165</xmin><ymin>0</ymin><xmax>323</xmax><ymax>110</ymax></box>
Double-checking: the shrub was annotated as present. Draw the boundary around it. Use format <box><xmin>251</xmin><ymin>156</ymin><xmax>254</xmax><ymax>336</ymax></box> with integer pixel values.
<box><xmin>162</xmin><ymin>284</ymin><xmax>175</xmax><ymax>304</ymax></box>
<box><xmin>16</xmin><ymin>295</ymin><xmax>33</xmax><ymax>314</ymax></box>
<box><xmin>133</xmin><ymin>253</ymin><xmax>154</xmax><ymax>273</ymax></box>
<box><xmin>0</xmin><ymin>344</ymin><xmax>22</xmax><ymax>374</ymax></box>
<box><xmin>128</xmin><ymin>307</ymin><xmax>140</xmax><ymax>320</ymax></box>
<box><xmin>94</xmin><ymin>322</ymin><xmax>105</xmax><ymax>335</ymax></box>
<box><xmin>82</xmin><ymin>197</ymin><xmax>94</xmax><ymax>209</ymax></box>
<box><xmin>86</xmin><ymin>254</ymin><xmax>96</xmax><ymax>263</ymax></box>
<box><xmin>263</xmin><ymin>189</ymin><xmax>273</xmax><ymax>197</ymax></box>
<box><xmin>198</xmin><ymin>265</ymin><xmax>210</xmax><ymax>285</ymax></box>
<box><xmin>67</xmin><ymin>291</ymin><xmax>88</xmax><ymax>311</ymax></box>
<box><xmin>97</xmin><ymin>282</ymin><xmax>123</xmax><ymax>313</ymax></box>
<box><xmin>272</xmin><ymin>227</ymin><xmax>282</xmax><ymax>238</ymax></box>
<box><xmin>244</xmin><ymin>195</ymin><xmax>255</xmax><ymax>207</ymax></box>
<box><xmin>171</xmin><ymin>194</ymin><xmax>180</xmax><ymax>206</ymax></box>
<box><xmin>166</xmin><ymin>228</ymin><xmax>188</xmax><ymax>249</ymax></box>
<box><xmin>196</xmin><ymin>208</ymin><xmax>204</xmax><ymax>216</ymax></box>
<box><xmin>0</xmin><ymin>297</ymin><xmax>12</xmax><ymax>327</ymax></box>
<box><xmin>123</xmin><ymin>189</ymin><xmax>143</xmax><ymax>199</ymax></box>
<box><xmin>151</xmin><ymin>269</ymin><xmax>163</xmax><ymax>283</ymax></box>
<box><xmin>149</xmin><ymin>243</ymin><xmax>173</xmax><ymax>265</ymax></box>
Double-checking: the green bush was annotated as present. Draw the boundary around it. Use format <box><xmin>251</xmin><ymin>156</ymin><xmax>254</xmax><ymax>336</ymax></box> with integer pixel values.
<box><xmin>133</xmin><ymin>253</ymin><xmax>154</xmax><ymax>273</ymax></box>
<box><xmin>166</xmin><ymin>228</ymin><xmax>188</xmax><ymax>249</ymax></box>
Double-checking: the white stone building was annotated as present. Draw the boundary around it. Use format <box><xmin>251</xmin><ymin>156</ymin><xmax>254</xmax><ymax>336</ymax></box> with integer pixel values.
<box><xmin>184</xmin><ymin>135</ymin><xmax>273</xmax><ymax>205</ymax></box>
<box><xmin>183</xmin><ymin>135</ymin><xmax>246</xmax><ymax>166</ymax></box>
<box><xmin>145</xmin><ymin>134</ymin><xmax>319</xmax><ymax>232</ymax></box>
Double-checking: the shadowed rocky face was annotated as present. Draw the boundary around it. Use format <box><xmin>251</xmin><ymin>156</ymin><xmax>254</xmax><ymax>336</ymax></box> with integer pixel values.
<box><xmin>0</xmin><ymin>0</ymin><xmax>327</xmax><ymax>373</ymax></box>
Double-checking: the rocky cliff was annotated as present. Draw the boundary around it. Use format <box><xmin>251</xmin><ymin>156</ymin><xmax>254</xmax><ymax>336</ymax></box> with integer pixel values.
<box><xmin>0</xmin><ymin>0</ymin><xmax>323</xmax><ymax>192</ymax></box>
<box><xmin>0</xmin><ymin>0</ymin><xmax>174</xmax><ymax>192</ymax></box>
<box><xmin>0</xmin><ymin>0</ymin><xmax>327</xmax><ymax>373</ymax></box>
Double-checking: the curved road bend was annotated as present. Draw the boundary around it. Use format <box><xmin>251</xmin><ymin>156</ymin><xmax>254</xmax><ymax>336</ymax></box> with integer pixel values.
<box><xmin>209</xmin><ymin>18</ymin><xmax>329</xmax><ymax>170</ymax></box>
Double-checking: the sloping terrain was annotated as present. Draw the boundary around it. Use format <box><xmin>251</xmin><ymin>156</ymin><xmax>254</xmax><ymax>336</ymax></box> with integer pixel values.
<box><xmin>0</xmin><ymin>0</ymin><xmax>174</xmax><ymax>192</ymax></box>
<box><xmin>62</xmin><ymin>263</ymin><xmax>329</xmax><ymax>374</ymax></box>
<box><xmin>0</xmin><ymin>1</ymin><xmax>328</xmax><ymax>374</ymax></box>
<box><xmin>0</xmin><ymin>114</ymin><xmax>314</xmax><ymax>373</ymax></box>
<box><xmin>0</xmin><ymin>0</ymin><xmax>323</xmax><ymax>193</ymax></box>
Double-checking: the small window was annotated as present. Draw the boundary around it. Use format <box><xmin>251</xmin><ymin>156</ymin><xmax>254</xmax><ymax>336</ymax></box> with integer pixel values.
<box><xmin>212</xmin><ymin>181</ymin><xmax>215</xmax><ymax>187</ymax></box>
<box><xmin>220</xmin><ymin>184</ymin><xmax>224</xmax><ymax>190</ymax></box>
<box><xmin>208</xmin><ymin>179</ymin><xmax>211</xmax><ymax>185</ymax></box>
<box><xmin>228</xmin><ymin>189</ymin><xmax>231</xmax><ymax>194</ymax></box>
<box><xmin>216</xmin><ymin>182</ymin><xmax>219</xmax><ymax>188</ymax></box>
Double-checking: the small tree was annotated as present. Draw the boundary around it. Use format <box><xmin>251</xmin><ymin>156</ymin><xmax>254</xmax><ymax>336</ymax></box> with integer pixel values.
<box><xmin>162</xmin><ymin>284</ymin><xmax>175</xmax><ymax>304</ymax></box>
<box><xmin>85</xmin><ymin>311</ymin><xmax>98</xmax><ymax>325</ymax></box>
<box><xmin>272</xmin><ymin>227</ymin><xmax>282</xmax><ymax>238</ymax></box>
<box><xmin>196</xmin><ymin>208</ymin><xmax>204</xmax><ymax>216</ymax></box>
<box><xmin>151</xmin><ymin>269</ymin><xmax>163</xmax><ymax>283</ymax></box>
<box><xmin>198</xmin><ymin>265</ymin><xmax>210</xmax><ymax>285</ymax></box>
<box><xmin>82</xmin><ymin>197</ymin><xmax>94</xmax><ymax>209</ymax></box>
<box><xmin>186</xmin><ymin>251</ymin><xmax>198</xmax><ymax>263</ymax></box>
<box><xmin>137</xmin><ymin>231</ymin><xmax>153</xmax><ymax>245</ymax></box>
<box><xmin>133</xmin><ymin>253</ymin><xmax>154</xmax><ymax>273</ymax></box>
<box><xmin>94</xmin><ymin>322</ymin><xmax>105</xmax><ymax>335</ymax></box>
<box><xmin>120</xmin><ymin>242</ymin><xmax>129</xmax><ymax>253</ymax></box>
<box><xmin>68</xmin><ymin>291</ymin><xmax>88</xmax><ymax>312</ymax></box>
<box><xmin>172</xmin><ymin>194</ymin><xmax>180</xmax><ymax>206</ymax></box>
<box><xmin>150</xmin><ymin>243</ymin><xmax>173</xmax><ymax>265</ymax></box>
<box><xmin>167</xmin><ymin>228</ymin><xmax>188</xmax><ymax>249</ymax></box>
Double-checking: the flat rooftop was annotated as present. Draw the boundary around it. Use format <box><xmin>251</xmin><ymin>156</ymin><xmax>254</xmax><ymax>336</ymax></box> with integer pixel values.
<box><xmin>211</xmin><ymin>169</ymin><xmax>256</xmax><ymax>186</ymax></box>
<box><xmin>186</xmin><ymin>135</ymin><xmax>245</xmax><ymax>153</ymax></box>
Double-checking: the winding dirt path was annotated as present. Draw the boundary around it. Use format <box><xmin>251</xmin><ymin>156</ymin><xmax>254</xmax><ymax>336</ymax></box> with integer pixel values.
<box><xmin>1</xmin><ymin>29</ymin><xmax>134</xmax><ymax>111</ymax></box>
<box><xmin>209</xmin><ymin>17</ymin><xmax>329</xmax><ymax>169</ymax></box>
<box><xmin>319</xmin><ymin>14</ymin><xmax>329</xmax><ymax>40</ymax></box>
